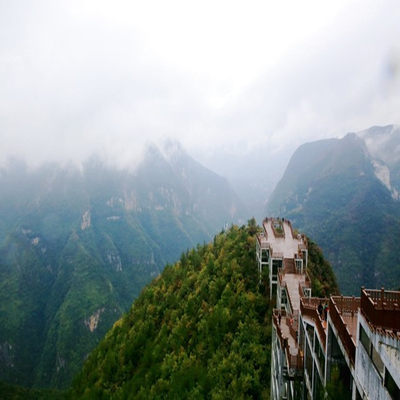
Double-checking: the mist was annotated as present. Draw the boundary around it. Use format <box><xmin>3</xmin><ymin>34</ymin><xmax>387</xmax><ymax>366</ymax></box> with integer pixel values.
<box><xmin>1</xmin><ymin>0</ymin><xmax>400</xmax><ymax>172</ymax></box>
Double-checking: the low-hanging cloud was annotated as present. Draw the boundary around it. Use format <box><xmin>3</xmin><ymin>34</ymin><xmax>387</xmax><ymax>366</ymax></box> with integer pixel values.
<box><xmin>1</xmin><ymin>0</ymin><xmax>400</xmax><ymax>169</ymax></box>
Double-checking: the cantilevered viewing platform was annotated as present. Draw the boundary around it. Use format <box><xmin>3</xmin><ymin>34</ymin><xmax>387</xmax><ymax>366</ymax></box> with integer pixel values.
<box><xmin>256</xmin><ymin>218</ymin><xmax>308</xmax><ymax>298</ymax></box>
<box><xmin>263</xmin><ymin>218</ymin><xmax>304</xmax><ymax>259</ymax></box>
<box><xmin>265</xmin><ymin>217</ymin><xmax>400</xmax><ymax>400</ymax></box>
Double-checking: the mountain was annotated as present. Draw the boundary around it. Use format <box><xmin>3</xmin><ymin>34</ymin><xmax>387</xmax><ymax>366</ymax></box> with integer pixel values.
<box><xmin>267</xmin><ymin>125</ymin><xmax>400</xmax><ymax>294</ymax></box>
<box><xmin>358</xmin><ymin>125</ymin><xmax>400</xmax><ymax>199</ymax></box>
<box><xmin>0</xmin><ymin>142</ymin><xmax>245</xmax><ymax>389</ymax></box>
<box><xmin>194</xmin><ymin>142</ymin><xmax>291</xmax><ymax>221</ymax></box>
<box><xmin>69</xmin><ymin>222</ymin><xmax>337</xmax><ymax>399</ymax></box>
<box><xmin>0</xmin><ymin>380</ymin><xmax>64</xmax><ymax>400</ymax></box>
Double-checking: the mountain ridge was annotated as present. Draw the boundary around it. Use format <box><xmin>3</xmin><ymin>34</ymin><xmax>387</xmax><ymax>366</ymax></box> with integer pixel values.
<box><xmin>0</xmin><ymin>142</ymin><xmax>245</xmax><ymax>389</ymax></box>
<box><xmin>267</xmin><ymin>125</ymin><xmax>400</xmax><ymax>294</ymax></box>
<box><xmin>69</xmin><ymin>222</ymin><xmax>337</xmax><ymax>399</ymax></box>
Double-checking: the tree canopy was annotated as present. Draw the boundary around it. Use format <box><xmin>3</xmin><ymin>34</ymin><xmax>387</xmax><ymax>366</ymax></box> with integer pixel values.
<box><xmin>71</xmin><ymin>223</ymin><xmax>272</xmax><ymax>399</ymax></box>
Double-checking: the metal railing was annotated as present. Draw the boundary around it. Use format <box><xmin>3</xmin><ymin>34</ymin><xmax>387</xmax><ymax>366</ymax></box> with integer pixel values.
<box><xmin>300</xmin><ymin>297</ymin><xmax>328</xmax><ymax>348</ymax></box>
<box><xmin>329</xmin><ymin>296</ymin><xmax>359</xmax><ymax>365</ymax></box>
<box><xmin>273</xmin><ymin>309</ymin><xmax>302</xmax><ymax>371</ymax></box>
<box><xmin>298</xmin><ymin>283</ymin><xmax>305</xmax><ymax>299</ymax></box>
<box><xmin>332</xmin><ymin>295</ymin><xmax>359</xmax><ymax>315</ymax></box>
<box><xmin>287</xmin><ymin>219</ymin><xmax>295</xmax><ymax>239</ymax></box>
<box><xmin>363</xmin><ymin>288</ymin><xmax>400</xmax><ymax>308</ymax></box>
<box><xmin>289</xmin><ymin>310</ymin><xmax>299</xmax><ymax>340</ymax></box>
<box><xmin>361</xmin><ymin>288</ymin><xmax>400</xmax><ymax>331</ymax></box>
<box><xmin>256</xmin><ymin>233</ymin><xmax>270</xmax><ymax>248</ymax></box>
<box><xmin>288</xmin><ymin>352</ymin><xmax>304</xmax><ymax>370</ymax></box>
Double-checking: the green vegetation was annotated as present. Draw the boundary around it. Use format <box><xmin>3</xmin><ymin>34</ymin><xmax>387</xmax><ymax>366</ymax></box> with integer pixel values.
<box><xmin>325</xmin><ymin>366</ymin><xmax>352</xmax><ymax>400</ymax></box>
<box><xmin>0</xmin><ymin>381</ymin><xmax>65</xmax><ymax>400</ymax></box>
<box><xmin>0</xmin><ymin>149</ymin><xmax>245</xmax><ymax>389</ymax></box>
<box><xmin>69</xmin><ymin>221</ymin><xmax>338</xmax><ymax>399</ymax></box>
<box><xmin>71</xmin><ymin>223</ymin><xmax>272</xmax><ymax>399</ymax></box>
<box><xmin>267</xmin><ymin>132</ymin><xmax>400</xmax><ymax>294</ymax></box>
<box><xmin>0</xmin><ymin>219</ymin><xmax>337</xmax><ymax>398</ymax></box>
<box><xmin>307</xmin><ymin>239</ymin><xmax>339</xmax><ymax>297</ymax></box>
<box><xmin>272</xmin><ymin>220</ymin><xmax>284</xmax><ymax>237</ymax></box>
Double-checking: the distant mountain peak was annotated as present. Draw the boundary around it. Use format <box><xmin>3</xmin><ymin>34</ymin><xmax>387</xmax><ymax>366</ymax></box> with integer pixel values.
<box><xmin>267</xmin><ymin>124</ymin><xmax>400</xmax><ymax>294</ymax></box>
<box><xmin>142</xmin><ymin>139</ymin><xmax>187</xmax><ymax>168</ymax></box>
<box><xmin>0</xmin><ymin>139</ymin><xmax>246</xmax><ymax>388</ymax></box>
<box><xmin>159</xmin><ymin>138</ymin><xmax>184</xmax><ymax>161</ymax></box>
<box><xmin>354</xmin><ymin>124</ymin><xmax>400</xmax><ymax>197</ymax></box>
<box><xmin>357</xmin><ymin>124</ymin><xmax>400</xmax><ymax>165</ymax></box>
<box><xmin>371</xmin><ymin>159</ymin><xmax>399</xmax><ymax>200</ymax></box>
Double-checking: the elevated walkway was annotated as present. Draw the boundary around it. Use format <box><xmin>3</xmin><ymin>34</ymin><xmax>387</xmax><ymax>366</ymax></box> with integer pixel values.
<box><xmin>283</xmin><ymin>258</ymin><xmax>295</xmax><ymax>274</ymax></box>
<box><xmin>262</xmin><ymin>218</ymin><xmax>304</xmax><ymax>259</ymax></box>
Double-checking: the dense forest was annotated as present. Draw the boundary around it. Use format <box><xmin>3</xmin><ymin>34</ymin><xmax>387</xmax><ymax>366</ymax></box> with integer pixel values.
<box><xmin>0</xmin><ymin>380</ymin><xmax>64</xmax><ymax>400</ymax></box>
<box><xmin>1</xmin><ymin>221</ymin><xmax>337</xmax><ymax>399</ymax></box>
<box><xmin>306</xmin><ymin>239</ymin><xmax>339</xmax><ymax>298</ymax></box>
<box><xmin>69</xmin><ymin>221</ymin><xmax>337</xmax><ymax>399</ymax></box>
<box><xmin>70</xmin><ymin>222</ymin><xmax>271</xmax><ymax>399</ymax></box>
<box><xmin>0</xmin><ymin>146</ymin><xmax>245</xmax><ymax>389</ymax></box>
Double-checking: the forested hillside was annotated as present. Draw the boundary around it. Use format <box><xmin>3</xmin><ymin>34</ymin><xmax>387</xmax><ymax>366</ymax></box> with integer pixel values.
<box><xmin>0</xmin><ymin>381</ymin><xmax>64</xmax><ymax>400</ymax></box>
<box><xmin>267</xmin><ymin>127</ymin><xmax>400</xmax><ymax>294</ymax></box>
<box><xmin>70</xmin><ymin>222</ymin><xmax>337</xmax><ymax>399</ymax></box>
<box><xmin>307</xmin><ymin>239</ymin><xmax>339</xmax><ymax>298</ymax></box>
<box><xmin>0</xmin><ymin>142</ymin><xmax>245</xmax><ymax>389</ymax></box>
<box><xmin>71</xmin><ymin>223</ymin><xmax>271</xmax><ymax>399</ymax></box>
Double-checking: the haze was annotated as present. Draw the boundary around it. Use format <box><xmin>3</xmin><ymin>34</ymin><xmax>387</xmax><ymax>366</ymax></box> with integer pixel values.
<box><xmin>1</xmin><ymin>0</ymin><xmax>400</xmax><ymax>170</ymax></box>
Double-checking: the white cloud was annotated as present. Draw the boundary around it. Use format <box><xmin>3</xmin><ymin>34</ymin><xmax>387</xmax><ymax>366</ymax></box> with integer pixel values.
<box><xmin>0</xmin><ymin>0</ymin><xmax>400</xmax><ymax>167</ymax></box>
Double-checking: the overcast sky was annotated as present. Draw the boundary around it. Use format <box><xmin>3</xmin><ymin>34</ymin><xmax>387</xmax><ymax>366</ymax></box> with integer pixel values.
<box><xmin>1</xmin><ymin>0</ymin><xmax>400</xmax><ymax>167</ymax></box>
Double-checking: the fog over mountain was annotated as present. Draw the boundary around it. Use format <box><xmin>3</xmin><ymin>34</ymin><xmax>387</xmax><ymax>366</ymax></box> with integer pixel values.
<box><xmin>358</xmin><ymin>125</ymin><xmax>400</xmax><ymax>197</ymax></box>
<box><xmin>2</xmin><ymin>1</ymin><xmax>400</xmax><ymax>395</ymax></box>
<box><xmin>1</xmin><ymin>1</ymin><xmax>400</xmax><ymax>183</ymax></box>
<box><xmin>0</xmin><ymin>141</ymin><xmax>245</xmax><ymax>388</ymax></box>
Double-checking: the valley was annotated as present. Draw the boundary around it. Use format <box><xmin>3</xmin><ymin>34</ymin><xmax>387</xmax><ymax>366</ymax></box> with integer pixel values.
<box><xmin>1</xmin><ymin>125</ymin><xmax>400</xmax><ymax>397</ymax></box>
<box><xmin>0</xmin><ymin>142</ymin><xmax>245</xmax><ymax>389</ymax></box>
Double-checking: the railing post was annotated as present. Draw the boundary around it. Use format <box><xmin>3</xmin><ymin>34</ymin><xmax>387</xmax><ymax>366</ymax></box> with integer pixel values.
<box><xmin>381</xmin><ymin>287</ymin><xmax>385</xmax><ymax>309</ymax></box>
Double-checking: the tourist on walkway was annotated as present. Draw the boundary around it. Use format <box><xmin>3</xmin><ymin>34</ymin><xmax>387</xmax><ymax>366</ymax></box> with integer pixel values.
<box><xmin>318</xmin><ymin>301</ymin><xmax>323</xmax><ymax>317</ymax></box>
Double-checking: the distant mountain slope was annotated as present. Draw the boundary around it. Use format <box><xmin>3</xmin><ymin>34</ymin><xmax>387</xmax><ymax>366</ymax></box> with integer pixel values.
<box><xmin>70</xmin><ymin>223</ymin><xmax>337</xmax><ymax>399</ymax></box>
<box><xmin>195</xmin><ymin>143</ymin><xmax>290</xmax><ymax>221</ymax></box>
<box><xmin>0</xmin><ymin>142</ymin><xmax>245</xmax><ymax>389</ymax></box>
<box><xmin>267</xmin><ymin>125</ymin><xmax>400</xmax><ymax>294</ymax></box>
<box><xmin>358</xmin><ymin>125</ymin><xmax>400</xmax><ymax>198</ymax></box>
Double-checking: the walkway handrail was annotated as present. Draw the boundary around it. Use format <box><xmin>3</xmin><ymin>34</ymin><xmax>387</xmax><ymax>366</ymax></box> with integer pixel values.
<box><xmin>361</xmin><ymin>288</ymin><xmax>400</xmax><ymax>330</ymax></box>
<box><xmin>300</xmin><ymin>297</ymin><xmax>328</xmax><ymax>349</ymax></box>
<box><xmin>329</xmin><ymin>297</ymin><xmax>357</xmax><ymax>365</ymax></box>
